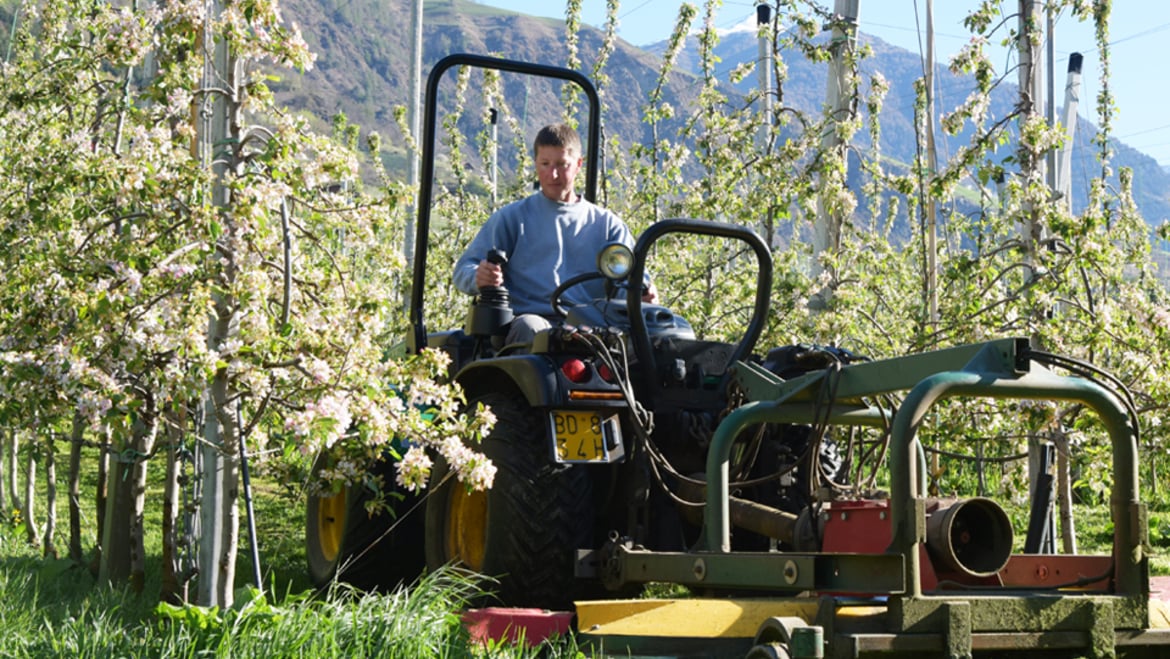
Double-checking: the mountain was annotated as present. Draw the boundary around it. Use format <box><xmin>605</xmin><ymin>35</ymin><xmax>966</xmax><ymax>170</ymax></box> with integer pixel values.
<box><xmin>647</xmin><ymin>26</ymin><xmax>1170</xmax><ymax>230</ymax></box>
<box><xmin>275</xmin><ymin>0</ymin><xmax>702</xmax><ymax>173</ymax></box>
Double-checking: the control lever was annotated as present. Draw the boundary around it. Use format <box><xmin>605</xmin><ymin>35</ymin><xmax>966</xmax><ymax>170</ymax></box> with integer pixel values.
<box><xmin>465</xmin><ymin>248</ymin><xmax>514</xmax><ymax>341</ymax></box>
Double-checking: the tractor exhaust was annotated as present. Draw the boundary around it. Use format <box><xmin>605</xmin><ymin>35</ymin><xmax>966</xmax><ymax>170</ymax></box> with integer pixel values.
<box><xmin>925</xmin><ymin>497</ymin><xmax>1014</xmax><ymax>578</ymax></box>
<box><xmin>676</xmin><ymin>480</ymin><xmax>802</xmax><ymax>547</ymax></box>
<box><xmin>676</xmin><ymin>482</ymin><xmax>1014</xmax><ymax>581</ymax></box>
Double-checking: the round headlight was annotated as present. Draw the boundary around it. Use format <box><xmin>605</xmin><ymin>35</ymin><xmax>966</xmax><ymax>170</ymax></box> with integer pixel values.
<box><xmin>597</xmin><ymin>243</ymin><xmax>633</xmax><ymax>280</ymax></box>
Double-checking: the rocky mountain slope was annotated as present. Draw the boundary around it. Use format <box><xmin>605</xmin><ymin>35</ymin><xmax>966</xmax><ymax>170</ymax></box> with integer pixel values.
<box><xmin>275</xmin><ymin>0</ymin><xmax>1167</xmax><ymax>232</ymax></box>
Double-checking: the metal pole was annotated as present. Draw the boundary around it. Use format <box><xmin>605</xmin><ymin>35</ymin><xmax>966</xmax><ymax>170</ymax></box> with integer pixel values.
<box><xmin>811</xmin><ymin>0</ymin><xmax>860</xmax><ymax>303</ymax></box>
<box><xmin>1019</xmin><ymin>0</ymin><xmax>1049</xmax><ymax>511</ymax></box>
<box><xmin>1054</xmin><ymin>53</ymin><xmax>1084</xmax><ymax>555</ymax></box>
<box><xmin>1045</xmin><ymin>7</ymin><xmax>1057</xmax><ymax>193</ymax></box>
<box><xmin>756</xmin><ymin>3</ymin><xmax>773</xmax><ymax>149</ymax></box>
<box><xmin>237</xmin><ymin>407</ymin><xmax>262</xmax><ymax>592</ymax></box>
<box><xmin>198</xmin><ymin>0</ymin><xmax>231</xmax><ymax>607</ymax></box>
<box><xmin>924</xmin><ymin>0</ymin><xmax>938</xmax><ymax>329</ymax></box>
<box><xmin>923</xmin><ymin>0</ymin><xmax>941</xmax><ymax>492</ymax></box>
<box><xmin>4</xmin><ymin>0</ymin><xmax>21</xmax><ymax>64</ymax></box>
<box><xmin>404</xmin><ymin>0</ymin><xmax>423</xmax><ymax>271</ymax></box>
<box><xmin>1056</xmin><ymin>53</ymin><xmax>1083</xmax><ymax>210</ymax></box>
<box><xmin>490</xmin><ymin>107</ymin><xmax>499</xmax><ymax>207</ymax></box>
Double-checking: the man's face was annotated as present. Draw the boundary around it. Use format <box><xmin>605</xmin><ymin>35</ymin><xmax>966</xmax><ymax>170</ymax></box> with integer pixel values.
<box><xmin>535</xmin><ymin>144</ymin><xmax>582</xmax><ymax>203</ymax></box>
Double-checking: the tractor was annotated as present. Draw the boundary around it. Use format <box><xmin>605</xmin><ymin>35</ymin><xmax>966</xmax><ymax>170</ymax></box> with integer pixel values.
<box><xmin>306</xmin><ymin>54</ymin><xmax>1170</xmax><ymax>657</ymax></box>
<box><xmin>306</xmin><ymin>52</ymin><xmax>848</xmax><ymax>607</ymax></box>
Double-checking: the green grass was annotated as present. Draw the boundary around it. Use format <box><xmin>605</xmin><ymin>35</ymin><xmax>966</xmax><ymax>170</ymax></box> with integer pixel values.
<box><xmin>0</xmin><ymin>454</ymin><xmax>583</xmax><ymax>659</ymax></box>
<box><xmin>0</xmin><ymin>547</ymin><xmax>582</xmax><ymax>658</ymax></box>
<box><xmin>0</xmin><ymin>557</ymin><xmax>582</xmax><ymax>658</ymax></box>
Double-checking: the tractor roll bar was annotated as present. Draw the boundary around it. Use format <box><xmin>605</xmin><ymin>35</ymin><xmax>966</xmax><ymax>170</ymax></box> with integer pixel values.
<box><xmin>626</xmin><ymin>218</ymin><xmax>773</xmax><ymax>399</ymax></box>
<box><xmin>408</xmin><ymin>54</ymin><xmax>602</xmax><ymax>354</ymax></box>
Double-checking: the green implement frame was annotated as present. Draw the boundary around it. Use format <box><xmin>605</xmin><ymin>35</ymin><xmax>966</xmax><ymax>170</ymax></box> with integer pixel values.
<box><xmin>586</xmin><ymin>338</ymin><xmax>1169</xmax><ymax>658</ymax></box>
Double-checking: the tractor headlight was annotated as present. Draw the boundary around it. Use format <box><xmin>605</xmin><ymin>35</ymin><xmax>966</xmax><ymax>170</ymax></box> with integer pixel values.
<box><xmin>597</xmin><ymin>243</ymin><xmax>633</xmax><ymax>280</ymax></box>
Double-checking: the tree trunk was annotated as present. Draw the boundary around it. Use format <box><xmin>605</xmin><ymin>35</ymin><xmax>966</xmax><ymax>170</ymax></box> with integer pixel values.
<box><xmin>198</xmin><ymin>0</ymin><xmax>242</xmax><ymax>606</ymax></box>
<box><xmin>43</xmin><ymin>431</ymin><xmax>58</xmax><ymax>559</ymax></box>
<box><xmin>90</xmin><ymin>429</ymin><xmax>110</xmax><ymax>576</ymax></box>
<box><xmin>1053</xmin><ymin>429</ymin><xmax>1078</xmax><ymax>553</ymax></box>
<box><xmin>160</xmin><ymin>404</ymin><xmax>186</xmax><ymax>604</ymax></box>
<box><xmin>199</xmin><ymin>367</ymin><xmax>241</xmax><ymax>608</ymax></box>
<box><xmin>975</xmin><ymin>438</ymin><xmax>987</xmax><ymax>497</ymax></box>
<box><xmin>129</xmin><ymin>412</ymin><xmax>158</xmax><ymax>594</ymax></box>
<box><xmin>194</xmin><ymin>0</ymin><xmax>244</xmax><ymax>608</ymax></box>
<box><xmin>8</xmin><ymin>427</ymin><xmax>21</xmax><ymax>514</ymax></box>
<box><xmin>68</xmin><ymin>412</ymin><xmax>84</xmax><ymax>563</ymax></box>
<box><xmin>98</xmin><ymin>441</ymin><xmax>133</xmax><ymax>585</ymax></box>
<box><xmin>23</xmin><ymin>433</ymin><xmax>38</xmax><ymax>547</ymax></box>
<box><xmin>0</xmin><ymin>427</ymin><xmax>7</xmax><ymax>519</ymax></box>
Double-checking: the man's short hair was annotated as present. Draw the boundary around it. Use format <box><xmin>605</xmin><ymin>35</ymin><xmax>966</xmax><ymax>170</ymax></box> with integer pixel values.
<box><xmin>533</xmin><ymin>123</ymin><xmax>581</xmax><ymax>158</ymax></box>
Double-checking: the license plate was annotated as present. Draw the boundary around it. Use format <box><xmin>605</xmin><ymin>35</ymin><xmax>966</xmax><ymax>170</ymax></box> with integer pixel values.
<box><xmin>549</xmin><ymin>410</ymin><xmax>623</xmax><ymax>464</ymax></box>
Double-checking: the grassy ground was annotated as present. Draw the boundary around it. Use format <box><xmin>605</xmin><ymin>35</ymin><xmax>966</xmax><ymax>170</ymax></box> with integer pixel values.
<box><xmin>0</xmin><ymin>470</ymin><xmax>579</xmax><ymax>658</ymax></box>
<box><xmin>0</xmin><ymin>464</ymin><xmax>1166</xmax><ymax>658</ymax></box>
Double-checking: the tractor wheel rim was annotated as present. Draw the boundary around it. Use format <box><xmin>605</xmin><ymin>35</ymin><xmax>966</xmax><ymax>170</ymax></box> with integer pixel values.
<box><xmin>317</xmin><ymin>489</ymin><xmax>347</xmax><ymax>563</ymax></box>
<box><xmin>445</xmin><ymin>486</ymin><xmax>488</xmax><ymax>571</ymax></box>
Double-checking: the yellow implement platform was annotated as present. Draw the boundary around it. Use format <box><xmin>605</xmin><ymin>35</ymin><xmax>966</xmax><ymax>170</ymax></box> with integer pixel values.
<box><xmin>577</xmin><ymin>588</ymin><xmax>1170</xmax><ymax>658</ymax></box>
<box><xmin>576</xmin><ymin>597</ymin><xmax>885</xmax><ymax>657</ymax></box>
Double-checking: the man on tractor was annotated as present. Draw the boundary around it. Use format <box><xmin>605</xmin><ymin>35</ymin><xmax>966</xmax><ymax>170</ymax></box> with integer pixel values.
<box><xmin>452</xmin><ymin>122</ymin><xmax>656</xmax><ymax>345</ymax></box>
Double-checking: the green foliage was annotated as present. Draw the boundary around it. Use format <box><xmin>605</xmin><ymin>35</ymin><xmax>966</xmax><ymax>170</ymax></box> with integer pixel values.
<box><xmin>0</xmin><ymin>0</ymin><xmax>492</xmax><ymax>607</ymax></box>
<box><xmin>0</xmin><ymin>552</ymin><xmax>572</xmax><ymax>658</ymax></box>
<box><xmin>1151</xmin><ymin>513</ymin><xmax>1170</xmax><ymax>551</ymax></box>
<box><xmin>148</xmin><ymin>571</ymin><xmax>484</xmax><ymax>657</ymax></box>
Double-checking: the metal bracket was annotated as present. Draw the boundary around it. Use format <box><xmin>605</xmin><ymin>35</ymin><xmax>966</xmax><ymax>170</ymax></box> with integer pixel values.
<box><xmin>1089</xmin><ymin>599</ymin><xmax>1115</xmax><ymax>659</ymax></box>
<box><xmin>944</xmin><ymin>601</ymin><xmax>972</xmax><ymax>659</ymax></box>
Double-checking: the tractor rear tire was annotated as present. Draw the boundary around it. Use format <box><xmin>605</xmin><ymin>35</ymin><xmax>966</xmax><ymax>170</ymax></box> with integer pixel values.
<box><xmin>305</xmin><ymin>453</ymin><xmax>425</xmax><ymax>591</ymax></box>
<box><xmin>424</xmin><ymin>391</ymin><xmax>594</xmax><ymax>610</ymax></box>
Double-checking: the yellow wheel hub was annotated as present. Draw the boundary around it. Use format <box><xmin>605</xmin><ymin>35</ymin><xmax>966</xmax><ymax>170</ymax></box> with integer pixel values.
<box><xmin>444</xmin><ymin>486</ymin><xmax>488</xmax><ymax>571</ymax></box>
<box><xmin>317</xmin><ymin>488</ymin><xmax>348</xmax><ymax>563</ymax></box>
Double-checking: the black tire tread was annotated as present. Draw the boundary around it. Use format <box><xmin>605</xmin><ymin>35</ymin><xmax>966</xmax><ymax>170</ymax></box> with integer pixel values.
<box><xmin>306</xmin><ymin>455</ymin><xmax>424</xmax><ymax>591</ymax></box>
<box><xmin>426</xmin><ymin>390</ymin><xmax>594</xmax><ymax>609</ymax></box>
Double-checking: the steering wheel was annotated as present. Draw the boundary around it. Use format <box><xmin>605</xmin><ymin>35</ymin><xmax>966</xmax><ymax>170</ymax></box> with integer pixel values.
<box><xmin>550</xmin><ymin>272</ymin><xmax>608</xmax><ymax>318</ymax></box>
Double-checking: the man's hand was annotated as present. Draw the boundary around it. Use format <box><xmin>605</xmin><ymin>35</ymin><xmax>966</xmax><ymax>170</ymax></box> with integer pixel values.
<box><xmin>475</xmin><ymin>259</ymin><xmax>504</xmax><ymax>288</ymax></box>
<box><xmin>642</xmin><ymin>281</ymin><xmax>658</xmax><ymax>304</ymax></box>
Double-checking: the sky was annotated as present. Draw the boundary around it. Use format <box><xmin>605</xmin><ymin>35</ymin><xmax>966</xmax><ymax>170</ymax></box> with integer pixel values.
<box><xmin>472</xmin><ymin>1</ymin><xmax>1170</xmax><ymax>167</ymax></box>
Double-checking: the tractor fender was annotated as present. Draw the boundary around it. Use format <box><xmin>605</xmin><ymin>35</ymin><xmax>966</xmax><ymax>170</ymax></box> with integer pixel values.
<box><xmin>456</xmin><ymin>355</ymin><xmax>559</xmax><ymax>407</ymax></box>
